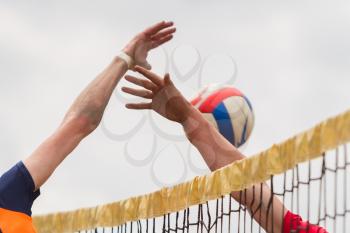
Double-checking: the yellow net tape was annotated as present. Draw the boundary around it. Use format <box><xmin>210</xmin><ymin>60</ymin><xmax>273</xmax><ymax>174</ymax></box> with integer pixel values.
<box><xmin>33</xmin><ymin>109</ymin><xmax>350</xmax><ymax>233</ymax></box>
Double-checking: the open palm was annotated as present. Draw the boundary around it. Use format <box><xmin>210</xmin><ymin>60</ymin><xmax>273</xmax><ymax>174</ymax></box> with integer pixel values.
<box><xmin>122</xmin><ymin>66</ymin><xmax>192</xmax><ymax>123</ymax></box>
<box><xmin>123</xmin><ymin>21</ymin><xmax>176</xmax><ymax>70</ymax></box>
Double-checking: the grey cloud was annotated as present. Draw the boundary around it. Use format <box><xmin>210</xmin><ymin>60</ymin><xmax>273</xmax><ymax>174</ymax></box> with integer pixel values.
<box><xmin>0</xmin><ymin>0</ymin><xmax>349</xmax><ymax>215</ymax></box>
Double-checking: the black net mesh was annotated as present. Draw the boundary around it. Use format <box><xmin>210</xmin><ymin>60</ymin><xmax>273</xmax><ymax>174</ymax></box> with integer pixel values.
<box><xmin>78</xmin><ymin>144</ymin><xmax>349</xmax><ymax>233</ymax></box>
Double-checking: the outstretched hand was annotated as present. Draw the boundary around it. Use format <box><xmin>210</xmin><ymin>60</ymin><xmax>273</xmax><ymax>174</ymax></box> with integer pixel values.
<box><xmin>123</xmin><ymin>21</ymin><xmax>176</xmax><ymax>70</ymax></box>
<box><xmin>122</xmin><ymin>66</ymin><xmax>192</xmax><ymax>123</ymax></box>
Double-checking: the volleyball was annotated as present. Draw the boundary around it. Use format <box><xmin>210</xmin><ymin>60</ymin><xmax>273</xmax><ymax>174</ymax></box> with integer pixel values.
<box><xmin>190</xmin><ymin>84</ymin><xmax>254</xmax><ymax>147</ymax></box>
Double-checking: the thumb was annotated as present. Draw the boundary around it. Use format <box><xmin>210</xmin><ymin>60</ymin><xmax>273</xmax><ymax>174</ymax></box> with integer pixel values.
<box><xmin>140</xmin><ymin>61</ymin><xmax>152</xmax><ymax>70</ymax></box>
<box><xmin>164</xmin><ymin>73</ymin><xmax>173</xmax><ymax>85</ymax></box>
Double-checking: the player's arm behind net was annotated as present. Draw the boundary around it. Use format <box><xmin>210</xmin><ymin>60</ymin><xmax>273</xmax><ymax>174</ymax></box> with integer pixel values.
<box><xmin>122</xmin><ymin>66</ymin><xmax>328</xmax><ymax>233</ymax></box>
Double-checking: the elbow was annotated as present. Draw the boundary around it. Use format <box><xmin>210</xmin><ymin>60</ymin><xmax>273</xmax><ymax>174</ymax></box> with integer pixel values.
<box><xmin>61</xmin><ymin>114</ymin><xmax>101</xmax><ymax>137</ymax></box>
<box><xmin>77</xmin><ymin>115</ymin><xmax>100</xmax><ymax>136</ymax></box>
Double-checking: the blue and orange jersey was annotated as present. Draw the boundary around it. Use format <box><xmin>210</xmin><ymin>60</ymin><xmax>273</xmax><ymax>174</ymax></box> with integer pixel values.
<box><xmin>0</xmin><ymin>162</ymin><xmax>40</xmax><ymax>233</ymax></box>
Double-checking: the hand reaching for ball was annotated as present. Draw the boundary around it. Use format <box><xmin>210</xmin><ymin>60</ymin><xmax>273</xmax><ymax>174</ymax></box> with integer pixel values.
<box><xmin>122</xmin><ymin>66</ymin><xmax>193</xmax><ymax>123</ymax></box>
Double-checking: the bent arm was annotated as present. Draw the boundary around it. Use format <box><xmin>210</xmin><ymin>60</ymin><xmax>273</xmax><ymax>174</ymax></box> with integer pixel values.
<box><xmin>181</xmin><ymin>107</ymin><xmax>287</xmax><ymax>233</ymax></box>
<box><xmin>24</xmin><ymin>58</ymin><xmax>128</xmax><ymax>191</ymax></box>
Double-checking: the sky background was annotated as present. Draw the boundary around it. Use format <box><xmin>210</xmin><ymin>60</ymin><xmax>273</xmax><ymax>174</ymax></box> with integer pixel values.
<box><xmin>0</xmin><ymin>0</ymin><xmax>350</xmax><ymax>216</ymax></box>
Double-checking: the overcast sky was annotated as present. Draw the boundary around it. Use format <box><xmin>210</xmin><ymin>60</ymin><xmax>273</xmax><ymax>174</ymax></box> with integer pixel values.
<box><xmin>1</xmin><ymin>0</ymin><xmax>350</xmax><ymax>216</ymax></box>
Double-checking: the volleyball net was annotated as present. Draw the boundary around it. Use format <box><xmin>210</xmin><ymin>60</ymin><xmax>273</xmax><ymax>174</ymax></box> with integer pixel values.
<box><xmin>33</xmin><ymin>110</ymin><xmax>350</xmax><ymax>233</ymax></box>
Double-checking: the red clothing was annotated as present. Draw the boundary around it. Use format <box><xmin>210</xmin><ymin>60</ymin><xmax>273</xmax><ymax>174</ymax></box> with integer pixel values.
<box><xmin>283</xmin><ymin>211</ymin><xmax>328</xmax><ymax>233</ymax></box>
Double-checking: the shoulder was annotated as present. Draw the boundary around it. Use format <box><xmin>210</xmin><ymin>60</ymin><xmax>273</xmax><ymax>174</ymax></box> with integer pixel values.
<box><xmin>0</xmin><ymin>162</ymin><xmax>40</xmax><ymax>216</ymax></box>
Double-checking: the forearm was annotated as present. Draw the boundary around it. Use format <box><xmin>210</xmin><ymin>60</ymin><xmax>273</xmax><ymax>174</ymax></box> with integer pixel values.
<box><xmin>182</xmin><ymin>107</ymin><xmax>244</xmax><ymax>170</ymax></box>
<box><xmin>182</xmin><ymin>107</ymin><xmax>286</xmax><ymax>233</ymax></box>
<box><xmin>62</xmin><ymin>57</ymin><xmax>128</xmax><ymax>133</ymax></box>
<box><xmin>24</xmin><ymin>119</ymin><xmax>84</xmax><ymax>190</ymax></box>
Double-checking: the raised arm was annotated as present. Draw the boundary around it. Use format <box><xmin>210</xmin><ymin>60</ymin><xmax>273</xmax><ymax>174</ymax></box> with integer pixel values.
<box><xmin>23</xmin><ymin>21</ymin><xmax>176</xmax><ymax>191</ymax></box>
<box><xmin>122</xmin><ymin>66</ymin><xmax>286</xmax><ymax>233</ymax></box>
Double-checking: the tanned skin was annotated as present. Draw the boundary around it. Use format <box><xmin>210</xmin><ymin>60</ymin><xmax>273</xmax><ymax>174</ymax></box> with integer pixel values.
<box><xmin>23</xmin><ymin>21</ymin><xmax>176</xmax><ymax>191</ymax></box>
<box><xmin>122</xmin><ymin>66</ymin><xmax>287</xmax><ymax>233</ymax></box>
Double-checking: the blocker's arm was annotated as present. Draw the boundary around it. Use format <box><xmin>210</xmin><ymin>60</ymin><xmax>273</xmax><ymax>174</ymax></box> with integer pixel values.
<box><xmin>182</xmin><ymin>108</ymin><xmax>287</xmax><ymax>233</ymax></box>
<box><xmin>23</xmin><ymin>21</ymin><xmax>176</xmax><ymax>191</ymax></box>
<box><xmin>121</xmin><ymin>66</ymin><xmax>287</xmax><ymax>233</ymax></box>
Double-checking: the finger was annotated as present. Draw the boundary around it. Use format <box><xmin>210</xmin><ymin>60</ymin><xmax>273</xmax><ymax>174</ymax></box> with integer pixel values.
<box><xmin>151</xmin><ymin>34</ymin><xmax>173</xmax><ymax>49</ymax></box>
<box><xmin>151</xmin><ymin>27</ymin><xmax>176</xmax><ymax>40</ymax></box>
<box><xmin>125</xmin><ymin>102</ymin><xmax>152</xmax><ymax>110</ymax></box>
<box><xmin>125</xmin><ymin>75</ymin><xmax>158</xmax><ymax>91</ymax></box>
<box><xmin>134</xmin><ymin>65</ymin><xmax>163</xmax><ymax>86</ymax></box>
<box><xmin>144</xmin><ymin>21</ymin><xmax>174</xmax><ymax>36</ymax></box>
<box><xmin>122</xmin><ymin>87</ymin><xmax>153</xmax><ymax>99</ymax></box>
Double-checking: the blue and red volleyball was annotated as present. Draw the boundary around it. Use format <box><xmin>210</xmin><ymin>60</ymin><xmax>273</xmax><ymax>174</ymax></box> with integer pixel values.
<box><xmin>190</xmin><ymin>84</ymin><xmax>254</xmax><ymax>147</ymax></box>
